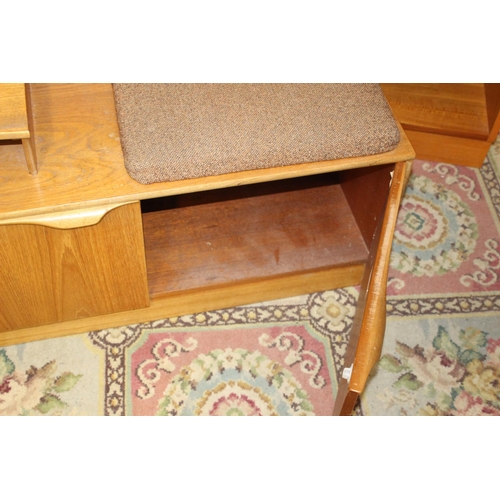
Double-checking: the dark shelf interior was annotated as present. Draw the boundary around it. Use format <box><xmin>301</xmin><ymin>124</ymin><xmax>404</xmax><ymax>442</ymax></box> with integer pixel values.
<box><xmin>141</xmin><ymin>173</ymin><xmax>369</xmax><ymax>299</ymax></box>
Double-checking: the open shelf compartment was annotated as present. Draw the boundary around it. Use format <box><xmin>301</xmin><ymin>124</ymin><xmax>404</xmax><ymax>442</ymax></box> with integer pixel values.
<box><xmin>141</xmin><ymin>165</ymin><xmax>395</xmax><ymax>302</ymax></box>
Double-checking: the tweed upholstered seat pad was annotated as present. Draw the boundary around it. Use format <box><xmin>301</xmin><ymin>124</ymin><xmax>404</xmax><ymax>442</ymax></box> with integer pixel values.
<box><xmin>112</xmin><ymin>84</ymin><xmax>400</xmax><ymax>185</ymax></box>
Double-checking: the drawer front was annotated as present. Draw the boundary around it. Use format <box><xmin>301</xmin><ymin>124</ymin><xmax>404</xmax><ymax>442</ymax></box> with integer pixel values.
<box><xmin>0</xmin><ymin>202</ymin><xmax>149</xmax><ymax>332</ymax></box>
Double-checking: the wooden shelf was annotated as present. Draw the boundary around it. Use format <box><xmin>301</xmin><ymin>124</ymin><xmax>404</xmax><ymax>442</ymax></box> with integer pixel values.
<box><xmin>0</xmin><ymin>84</ymin><xmax>30</xmax><ymax>140</ymax></box>
<box><xmin>381</xmin><ymin>83</ymin><xmax>500</xmax><ymax>167</ymax></box>
<box><xmin>142</xmin><ymin>173</ymin><xmax>368</xmax><ymax>299</ymax></box>
<box><xmin>0</xmin><ymin>84</ymin><xmax>37</xmax><ymax>174</ymax></box>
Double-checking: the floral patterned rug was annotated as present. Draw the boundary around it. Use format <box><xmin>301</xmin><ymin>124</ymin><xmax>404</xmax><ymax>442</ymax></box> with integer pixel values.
<box><xmin>362</xmin><ymin>137</ymin><xmax>500</xmax><ymax>416</ymax></box>
<box><xmin>2</xmin><ymin>136</ymin><xmax>500</xmax><ymax>416</ymax></box>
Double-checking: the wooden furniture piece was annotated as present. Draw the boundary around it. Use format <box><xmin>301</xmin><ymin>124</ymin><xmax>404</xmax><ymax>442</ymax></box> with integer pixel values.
<box><xmin>381</xmin><ymin>84</ymin><xmax>500</xmax><ymax>168</ymax></box>
<box><xmin>0</xmin><ymin>83</ymin><xmax>38</xmax><ymax>174</ymax></box>
<box><xmin>0</xmin><ymin>84</ymin><xmax>415</xmax><ymax>415</ymax></box>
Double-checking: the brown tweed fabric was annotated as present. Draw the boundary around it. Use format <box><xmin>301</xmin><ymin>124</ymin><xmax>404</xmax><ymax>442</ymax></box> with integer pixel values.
<box><xmin>112</xmin><ymin>84</ymin><xmax>400</xmax><ymax>185</ymax></box>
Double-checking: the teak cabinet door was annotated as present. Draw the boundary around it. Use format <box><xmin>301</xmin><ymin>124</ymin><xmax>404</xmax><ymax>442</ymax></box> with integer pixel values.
<box><xmin>334</xmin><ymin>160</ymin><xmax>411</xmax><ymax>415</ymax></box>
<box><xmin>0</xmin><ymin>202</ymin><xmax>149</xmax><ymax>332</ymax></box>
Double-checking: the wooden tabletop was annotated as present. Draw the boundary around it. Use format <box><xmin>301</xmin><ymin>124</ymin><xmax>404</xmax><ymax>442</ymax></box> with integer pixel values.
<box><xmin>0</xmin><ymin>84</ymin><xmax>415</xmax><ymax>223</ymax></box>
<box><xmin>0</xmin><ymin>84</ymin><xmax>29</xmax><ymax>140</ymax></box>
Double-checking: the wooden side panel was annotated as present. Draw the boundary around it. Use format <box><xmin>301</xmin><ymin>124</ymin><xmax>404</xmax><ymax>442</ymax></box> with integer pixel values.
<box><xmin>404</xmin><ymin>129</ymin><xmax>490</xmax><ymax>168</ymax></box>
<box><xmin>339</xmin><ymin>163</ymin><xmax>395</xmax><ymax>246</ymax></box>
<box><xmin>0</xmin><ymin>202</ymin><xmax>149</xmax><ymax>332</ymax></box>
<box><xmin>334</xmin><ymin>161</ymin><xmax>411</xmax><ymax>416</ymax></box>
<box><xmin>485</xmin><ymin>83</ymin><xmax>500</xmax><ymax>143</ymax></box>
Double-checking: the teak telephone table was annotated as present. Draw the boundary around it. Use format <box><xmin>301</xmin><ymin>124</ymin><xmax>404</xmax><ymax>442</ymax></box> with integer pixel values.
<box><xmin>0</xmin><ymin>84</ymin><xmax>415</xmax><ymax>415</ymax></box>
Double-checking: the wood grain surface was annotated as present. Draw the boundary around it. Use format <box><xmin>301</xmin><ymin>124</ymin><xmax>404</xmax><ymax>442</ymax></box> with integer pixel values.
<box><xmin>381</xmin><ymin>83</ymin><xmax>500</xmax><ymax>167</ymax></box>
<box><xmin>0</xmin><ymin>203</ymin><xmax>149</xmax><ymax>332</ymax></box>
<box><xmin>0</xmin><ymin>83</ymin><xmax>29</xmax><ymax>140</ymax></box>
<box><xmin>334</xmin><ymin>161</ymin><xmax>411</xmax><ymax>415</ymax></box>
<box><xmin>143</xmin><ymin>174</ymin><xmax>368</xmax><ymax>297</ymax></box>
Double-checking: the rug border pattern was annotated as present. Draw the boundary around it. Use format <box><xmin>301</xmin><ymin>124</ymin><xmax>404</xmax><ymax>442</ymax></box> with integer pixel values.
<box><xmin>89</xmin><ymin>300</ymin><xmax>355</xmax><ymax>416</ymax></box>
<box><xmin>387</xmin><ymin>153</ymin><xmax>500</xmax><ymax>317</ymax></box>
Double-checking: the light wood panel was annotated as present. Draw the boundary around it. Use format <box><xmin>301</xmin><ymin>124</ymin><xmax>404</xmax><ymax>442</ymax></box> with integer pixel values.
<box><xmin>404</xmin><ymin>129</ymin><xmax>491</xmax><ymax>168</ymax></box>
<box><xmin>0</xmin><ymin>203</ymin><xmax>149</xmax><ymax>332</ymax></box>
<box><xmin>0</xmin><ymin>263</ymin><xmax>365</xmax><ymax>348</ymax></box>
<box><xmin>1</xmin><ymin>202</ymin><xmax>134</xmax><ymax>229</ymax></box>
<box><xmin>0</xmin><ymin>83</ymin><xmax>37</xmax><ymax>174</ymax></box>
<box><xmin>0</xmin><ymin>84</ymin><xmax>29</xmax><ymax>140</ymax></box>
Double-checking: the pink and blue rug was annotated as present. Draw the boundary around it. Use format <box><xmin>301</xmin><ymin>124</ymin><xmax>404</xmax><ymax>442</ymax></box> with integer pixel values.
<box><xmin>2</xmin><ymin>137</ymin><xmax>500</xmax><ymax>416</ymax></box>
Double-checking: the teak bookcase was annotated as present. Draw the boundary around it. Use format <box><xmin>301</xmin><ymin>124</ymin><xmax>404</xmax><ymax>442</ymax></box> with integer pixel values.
<box><xmin>0</xmin><ymin>84</ymin><xmax>415</xmax><ymax>415</ymax></box>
